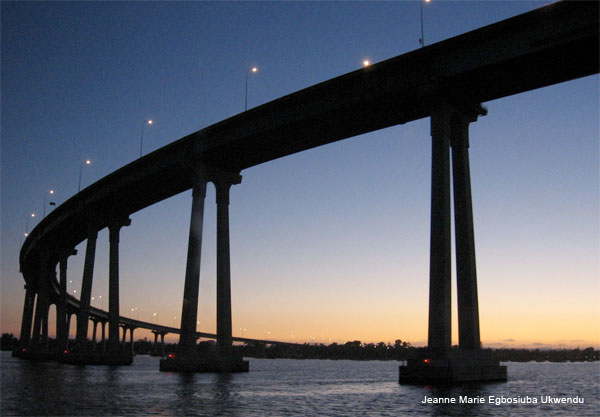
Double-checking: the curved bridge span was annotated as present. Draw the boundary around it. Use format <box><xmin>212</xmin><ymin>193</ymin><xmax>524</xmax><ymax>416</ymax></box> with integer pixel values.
<box><xmin>17</xmin><ymin>1</ymin><xmax>598</xmax><ymax>376</ymax></box>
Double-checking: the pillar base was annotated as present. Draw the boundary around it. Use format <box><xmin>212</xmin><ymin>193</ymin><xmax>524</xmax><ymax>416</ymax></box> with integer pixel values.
<box><xmin>13</xmin><ymin>348</ymin><xmax>55</xmax><ymax>361</ymax></box>
<box><xmin>159</xmin><ymin>354</ymin><xmax>249</xmax><ymax>373</ymax></box>
<box><xmin>58</xmin><ymin>351</ymin><xmax>133</xmax><ymax>366</ymax></box>
<box><xmin>399</xmin><ymin>349</ymin><xmax>506</xmax><ymax>384</ymax></box>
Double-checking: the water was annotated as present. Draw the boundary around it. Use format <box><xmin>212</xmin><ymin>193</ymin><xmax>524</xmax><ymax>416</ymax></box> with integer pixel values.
<box><xmin>1</xmin><ymin>351</ymin><xmax>598</xmax><ymax>416</ymax></box>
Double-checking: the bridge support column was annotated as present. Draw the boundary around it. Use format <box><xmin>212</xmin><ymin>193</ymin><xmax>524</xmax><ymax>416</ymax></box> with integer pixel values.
<box><xmin>121</xmin><ymin>325</ymin><xmax>127</xmax><ymax>347</ymax></box>
<box><xmin>151</xmin><ymin>330</ymin><xmax>159</xmax><ymax>355</ymax></box>
<box><xmin>151</xmin><ymin>330</ymin><xmax>167</xmax><ymax>356</ymax></box>
<box><xmin>160</xmin><ymin>332</ymin><xmax>166</xmax><ymax>356</ymax></box>
<box><xmin>57</xmin><ymin>249</ymin><xmax>77</xmax><ymax>355</ymax></box>
<box><xmin>426</xmin><ymin>103</ymin><xmax>453</xmax><ymax>356</ymax></box>
<box><xmin>129</xmin><ymin>327</ymin><xmax>135</xmax><ymax>356</ymax></box>
<box><xmin>400</xmin><ymin>99</ymin><xmax>505</xmax><ymax>384</ymax></box>
<box><xmin>18</xmin><ymin>284</ymin><xmax>36</xmax><ymax>352</ymax></box>
<box><xmin>179</xmin><ymin>177</ymin><xmax>207</xmax><ymax>357</ymax></box>
<box><xmin>76</xmin><ymin>227</ymin><xmax>98</xmax><ymax>351</ymax></box>
<box><xmin>101</xmin><ymin>321</ymin><xmax>106</xmax><ymax>353</ymax></box>
<box><xmin>42</xmin><ymin>304</ymin><xmax>49</xmax><ymax>351</ymax></box>
<box><xmin>107</xmin><ymin>217</ymin><xmax>131</xmax><ymax>357</ymax></box>
<box><xmin>215</xmin><ymin>176</ymin><xmax>241</xmax><ymax>359</ymax></box>
<box><xmin>451</xmin><ymin>114</ymin><xmax>481</xmax><ymax>350</ymax></box>
<box><xmin>30</xmin><ymin>253</ymin><xmax>51</xmax><ymax>352</ymax></box>
<box><xmin>161</xmin><ymin>169</ymin><xmax>247</xmax><ymax>372</ymax></box>
<box><xmin>66</xmin><ymin>312</ymin><xmax>73</xmax><ymax>347</ymax></box>
<box><xmin>91</xmin><ymin>319</ymin><xmax>99</xmax><ymax>352</ymax></box>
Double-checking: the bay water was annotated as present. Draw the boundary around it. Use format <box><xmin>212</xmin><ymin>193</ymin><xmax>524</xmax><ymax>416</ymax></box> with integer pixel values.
<box><xmin>1</xmin><ymin>351</ymin><xmax>598</xmax><ymax>416</ymax></box>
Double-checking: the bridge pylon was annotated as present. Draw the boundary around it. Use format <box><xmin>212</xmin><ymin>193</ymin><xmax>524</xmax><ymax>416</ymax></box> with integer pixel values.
<box><xmin>160</xmin><ymin>167</ymin><xmax>248</xmax><ymax>373</ymax></box>
<box><xmin>399</xmin><ymin>99</ymin><xmax>506</xmax><ymax>384</ymax></box>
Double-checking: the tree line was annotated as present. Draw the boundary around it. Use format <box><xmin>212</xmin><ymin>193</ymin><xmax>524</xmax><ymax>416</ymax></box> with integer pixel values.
<box><xmin>3</xmin><ymin>333</ymin><xmax>597</xmax><ymax>362</ymax></box>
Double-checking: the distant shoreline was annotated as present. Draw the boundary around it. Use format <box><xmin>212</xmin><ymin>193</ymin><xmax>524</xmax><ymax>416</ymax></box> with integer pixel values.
<box><xmin>4</xmin><ymin>333</ymin><xmax>597</xmax><ymax>362</ymax></box>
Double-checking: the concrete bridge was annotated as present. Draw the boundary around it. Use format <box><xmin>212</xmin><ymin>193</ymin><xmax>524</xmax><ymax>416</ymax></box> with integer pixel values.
<box><xmin>17</xmin><ymin>1</ymin><xmax>598</xmax><ymax>380</ymax></box>
<box><xmin>19</xmin><ymin>267</ymin><xmax>298</xmax><ymax>360</ymax></box>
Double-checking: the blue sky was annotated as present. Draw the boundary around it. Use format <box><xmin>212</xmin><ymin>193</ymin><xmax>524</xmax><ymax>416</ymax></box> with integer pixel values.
<box><xmin>2</xmin><ymin>1</ymin><xmax>598</xmax><ymax>348</ymax></box>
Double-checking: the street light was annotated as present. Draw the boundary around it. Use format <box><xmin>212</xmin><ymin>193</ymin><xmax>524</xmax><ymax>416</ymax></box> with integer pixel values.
<box><xmin>363</xmin><ymin>60</ymin><xmax>371</xmax><ymax>67</ymax></box>
<box><xmin>24</xmin><ymin>213</ymin><xmax>35</xmax><ymax>236</ymax></box>
<box><xmin>245</xmin><ymin>66</ymin><xmax>258</xmax><ymax>111</ymax></box>
<box><xmin>43</xmin><ymin>190</ymin><xmax>55</xmax><ymax>217</ymax></box>
<box><xmin>78</xmin><ymin>160</ymin><xmax>91</xmax><ymax>192</ymax></box>
<box><xmin>139</xmin><ymin>119</ymin><xmax>153</xmax><ymax>157</ymax></box>
<box><xmin>92</xmin><ymin>295</ymin><xmax>104</xmax><ymax>309</ymax></box>
<box><xmin>419</xmin><ymin>0</ymin><xmax>431</xmax><ymax>48</ymax></box>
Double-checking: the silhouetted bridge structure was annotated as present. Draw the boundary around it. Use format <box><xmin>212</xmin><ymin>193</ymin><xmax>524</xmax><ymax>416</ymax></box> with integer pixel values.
<box><xmin>17</xmin><ymin>1</ymin><xmax>598</xmax><ymax>380</ymax></box>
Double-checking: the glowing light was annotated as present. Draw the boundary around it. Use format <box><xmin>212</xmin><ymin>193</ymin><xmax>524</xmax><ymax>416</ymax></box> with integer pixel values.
<box><xmin>148</xmin><ymin>120</ymin><xmax>153</xmax><ymax>125</ymax></box>
<box><xmin>363</xmin><ymin>60</ymin><xmax>371</xmax><ymax>67</ymax></box>
<box><xmin>85</xmin><ymin>160</ymin><xmax>91</xmax><ymax>165</ymax></box>
<box><xmin>167</xmin><ymin>353</ymin><xmax>176</xmax><ymax>359</ymax></box>
<box><xmin>251</xmin><ymin>67</ymin><xmax>258</xmax><ymax>73</ymax></box>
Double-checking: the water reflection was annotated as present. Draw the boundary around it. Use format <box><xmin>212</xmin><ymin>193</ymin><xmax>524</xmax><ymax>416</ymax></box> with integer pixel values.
<box><xmin>174</xmin><ymin>372</ymin><xmax>198</xmax><ymax>416</ymax></box>
<box><xmin>2</xmin><ymin>354</ymin><xmax>598</xmax><ymax>417</ymax></box>
<box><xmin>213</xmin><ymin>374</ymin><xmax>237</xmax><ymax>416</ymax></box>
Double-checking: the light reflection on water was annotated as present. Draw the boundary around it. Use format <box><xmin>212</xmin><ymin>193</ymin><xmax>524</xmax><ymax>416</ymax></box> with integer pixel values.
<box><xmin>1</xmin><ymin>352</ymin><xmax>598</xmax><ymax>416</ymax></box>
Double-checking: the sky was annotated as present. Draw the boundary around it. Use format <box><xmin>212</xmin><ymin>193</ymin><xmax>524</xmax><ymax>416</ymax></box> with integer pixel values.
<box><xmin>1</xmin><ymin>1</ymin><xmax>598</xmax><ymax>349</ymax></box>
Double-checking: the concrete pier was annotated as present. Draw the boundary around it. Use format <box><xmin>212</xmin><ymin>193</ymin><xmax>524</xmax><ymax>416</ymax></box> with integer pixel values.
<box><xmin>427</xmin><ymin>103</ymin><xmax>453</xmax><ymax>356</ymax></box>
<box><xmin>179</xmin><ymin>177</ymin><xmax>207</xmax><ymax>357</ymax></box>
<box><xmin>17</xmin><ymin>284</ymin><xmax>35</xmax><ymax>353</ymax></box>
<box><xmin>451</xmin><ymin>112</ymin><xmax>481</xmax><ymax>350</ymax></box>
<box><xmin>161</xmin><ymin>168</ymin><xmax>248</xmax><ymax>373</ymax></box>
<box><xmin>399</xmin><ymin>99</ymin><xmax>505</xmax><ymax>384</ymax></box>
<box><xmin>399</xmin><ymin>349</ymin><xmax>507</xmax><ymax>384</ymax></box>
<box><xmin>215</xmin><ymin>178</ymin><xmax>234</xmax><ymax>358</ymax></box>
<box><xmin>107</xmin><ymin>217</ymin><xmax>130</xmax><ymax>356</ymax></box>
<box><xmin>30</xmin><ymin>254</ymin><xmax>51</xmax><ymax>351</ymax></box>
<box><xmin>57</xmin><ymin>249</ymin><xmax>76</xmax><ymax>354</ymax></box>
<box><xmin>76</xmin><ymin>227</ymin><xmax>97</xmax><ymax>351</ymax></box>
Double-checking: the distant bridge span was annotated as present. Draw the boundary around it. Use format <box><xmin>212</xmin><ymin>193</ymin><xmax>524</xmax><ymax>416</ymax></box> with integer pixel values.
<box><xmin>18</xmin><ymin>1</ymin><xmax>598</xmax><ymax>374</ymax></box>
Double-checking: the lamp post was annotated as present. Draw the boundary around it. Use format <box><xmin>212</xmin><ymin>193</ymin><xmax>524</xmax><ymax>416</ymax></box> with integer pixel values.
<box><xmin>139</xmin><ymin>119</ymin><xmax>153</xmax><ymax>157</ymax></box>
<box><xmin>43</xmin><ymin>190</ymin><xmax>55</xmax><ymax>217</ymax></box>
<box><xmin>419</xmin><ymin>0</ymin><xmax>431</xmax><ymax>48</ymax></box>
<box><xmin>245</xmin><ymin>66</ymin><xmax>258</xmax><ymax>111</ymax></box>
<box><xmin>78</xmin><ymin>160</ymin><xmax>91</xmax><ymax>192</ymax></box>
<box><xmin>24</xmin><ymin>213</ymin><xmax>35</xmax><ymax>236</ymax></box>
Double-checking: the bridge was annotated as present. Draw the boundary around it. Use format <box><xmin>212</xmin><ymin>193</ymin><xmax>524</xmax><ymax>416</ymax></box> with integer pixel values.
<box><xmin>19</xmin><ymin>261</ymin><xmax>297</xmax><ymax>363</ymax></box>
<box><xmin>16</xmin><ymin>0</ymin><xmax>598</xmax><ymax>380</ymax></box>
